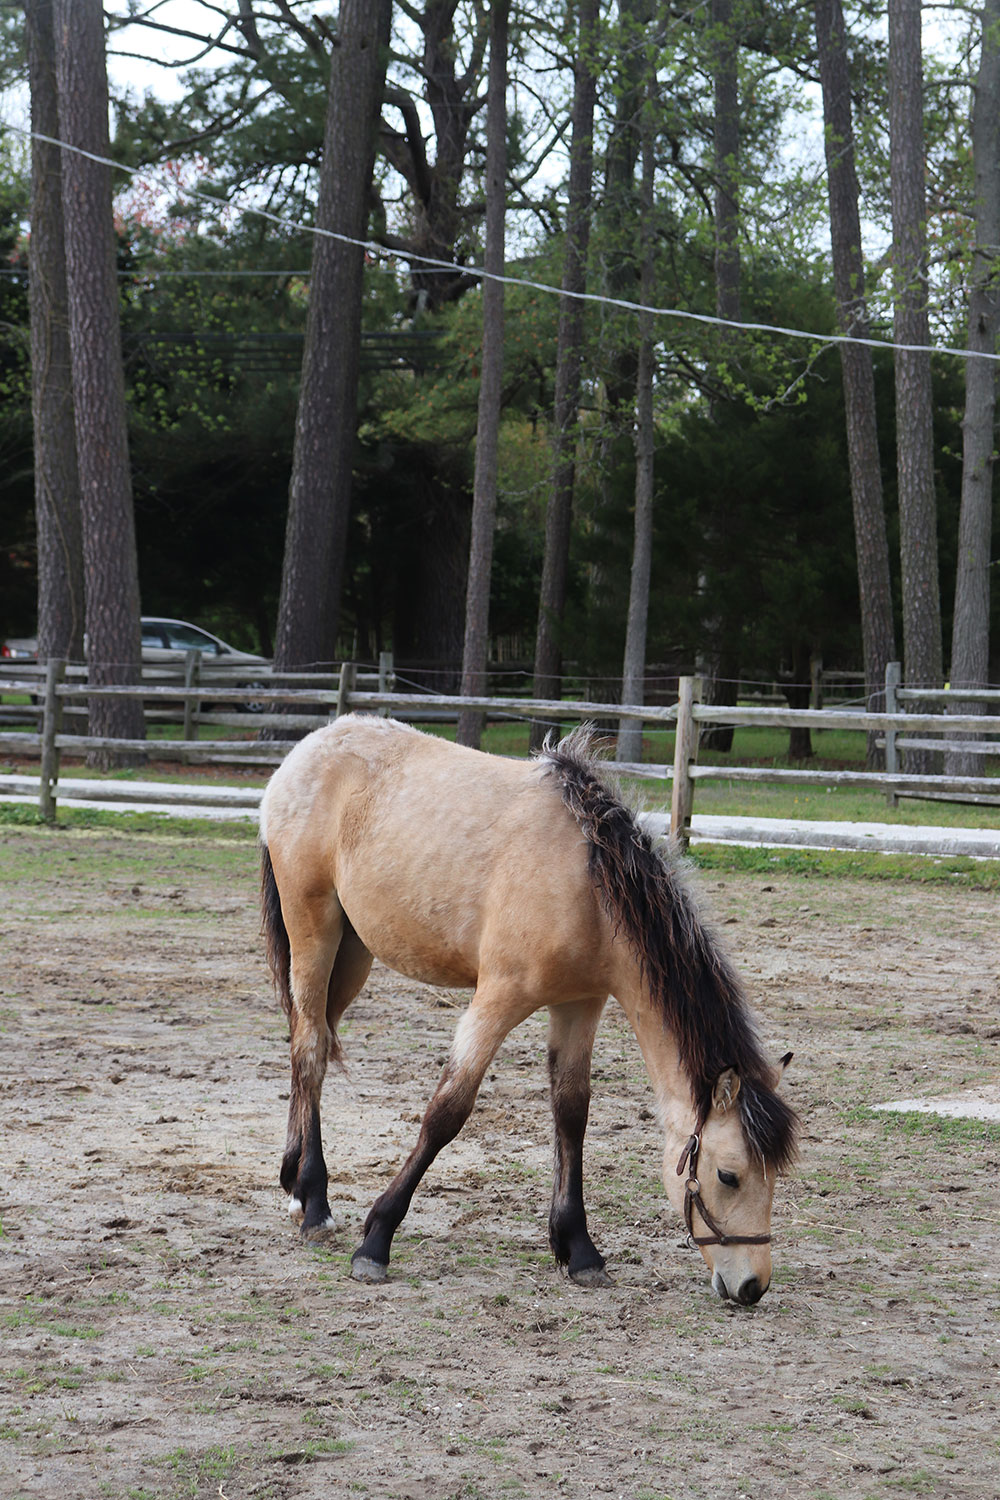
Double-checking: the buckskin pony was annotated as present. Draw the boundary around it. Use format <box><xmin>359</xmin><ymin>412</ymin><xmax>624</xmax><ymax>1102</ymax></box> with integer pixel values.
<box><xmin>259</xmin><ymin>715</ymin><xmax>797</xmax><ymax>1303</ymax></box>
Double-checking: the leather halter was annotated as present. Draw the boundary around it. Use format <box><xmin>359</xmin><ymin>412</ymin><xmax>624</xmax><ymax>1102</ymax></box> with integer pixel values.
<box><xmin>675</xmin><ymin>1134</ymin><xmax>771</xmax><ymax>1248</ymax></box>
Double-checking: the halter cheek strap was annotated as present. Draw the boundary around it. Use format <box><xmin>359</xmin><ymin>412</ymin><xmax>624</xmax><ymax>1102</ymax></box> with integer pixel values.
<box><xmin>675</xmin><ymin>1133</ymin><xmax>771</xmax><ymax>1248</ymax></box>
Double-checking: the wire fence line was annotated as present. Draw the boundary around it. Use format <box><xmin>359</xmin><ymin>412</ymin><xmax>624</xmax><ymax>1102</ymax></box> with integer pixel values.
<box><xmin>8</xmin><ymin>120</ymin><xmax>1000</xmax><ymax>369</ymax></box>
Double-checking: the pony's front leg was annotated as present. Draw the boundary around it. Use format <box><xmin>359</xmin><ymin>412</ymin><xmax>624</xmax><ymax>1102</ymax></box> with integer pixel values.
<box><xmin>351</xmin><ymin>987</ymin><xmax>532</xmax><ymax>1283</ymax></box>
<box><xmin>547</xmin><ymin>996</ymin><xmax>611</xmax><ymax>1286</ymax></box>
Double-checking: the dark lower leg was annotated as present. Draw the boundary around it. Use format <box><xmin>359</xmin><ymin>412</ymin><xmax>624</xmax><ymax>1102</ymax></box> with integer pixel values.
<box><xmin>548</xmin><ymin>1041</ymin><xmax>605</xmax><ymax>1279</ymax></box>
<box><xmin>277</xmin><ymin>894</ymin><xmax>346</xmax><ymax>1233</ymax></box>
<box><xmin>283</xmin><ymin>1049</ymin><xmax>333</xmax><ymax>1231</ymax></box>
<box><xmin>352</xmin><ymin>1067</ymin><xmax>478</xmax><ymax>1273</ymax></box>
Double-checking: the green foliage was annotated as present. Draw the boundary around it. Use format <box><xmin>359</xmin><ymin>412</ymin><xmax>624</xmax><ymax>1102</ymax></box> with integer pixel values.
<box><xmin>373</xmin><ymin>281</ymin><xmax>559</xmax><ymax>449</ymax></box>
<box><xmin>2</xmin><ymin>1</ymin><xmax>984</xmax><ymax>683</ymax></box>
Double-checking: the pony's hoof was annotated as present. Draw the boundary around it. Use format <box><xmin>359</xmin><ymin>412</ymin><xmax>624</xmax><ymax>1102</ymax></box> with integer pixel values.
<box><xmin>350</xmin><ymin>1254</ymin><xmax>388</xmax><ymax>1284</ymax></box>
<box><xmin>301</xmin><ymin>1219</ymin><xmax>336</xmax><ymax>1243</ymax></box>
<box><xmin>286</xmin><ymin>1196</ymin><xmax>304</xmax><ymax>1223</ymax></box>
<box><xmin>569</xmin><ymin>1265</ymin><xmax>612</xmax><ymax>1288</ymax></box>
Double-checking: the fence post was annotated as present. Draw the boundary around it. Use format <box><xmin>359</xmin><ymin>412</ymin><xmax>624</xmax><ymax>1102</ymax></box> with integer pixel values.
<box><xmin>884</xmin><ymin>660</ymin><xmax>901</xmax><ymax>807</ymax></box>
<box><xmin>378</xmin><ymin>650</ymin><xmax>394</xmax><ymax>716</ymax></box>
<box><xmin>39</xmin><ymin>657</ymin><xmax>66</xmax><ymax>823</ymax></box>
<box><xmin>810</xmin><ymin>653</ymin><xmax>823</xmax><ymax>710</ymax></box>
<box><xmin>335</xmin><ymin>661</ymin><xmax>357</xmax><ymax>719</ymax></box>
<box><xmin>670</xmin><ymin>675</ymin><xmax>699</xmax><ymax>845</ymax></box>
<box><xmin>182</xmin><ymin>649</ymin><xmax>201</xmax><ymax>745</ymax></box>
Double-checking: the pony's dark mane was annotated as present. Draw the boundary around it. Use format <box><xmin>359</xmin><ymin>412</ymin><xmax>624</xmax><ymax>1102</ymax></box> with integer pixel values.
<box><xmin>541</xmin><ymin>732</ymin><xmax>798</xmax><ymax>1173</ymax></box>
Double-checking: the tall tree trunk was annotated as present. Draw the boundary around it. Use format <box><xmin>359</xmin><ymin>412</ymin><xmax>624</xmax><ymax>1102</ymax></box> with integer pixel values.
<box><xmin>698</xmin><ymin>0</ymin><xmax>742</xmax><ymax>753</ymax></box>
<box><xmin>54</xmin><ymin>0</ymin><xmax>145</xmax><ymax>766</ymax></box>
<box><xmin>888</xmin><ymin>0</ymin><xmax>943</xmax><ymax>773</ymax></box>
<box><xmin>712</xmin><ymin>0</ymin><xmax>740</xmax><ymax>326</ymax></box>
<box><xmin>530</xmin><ymin>0</ymin><xmax>600</xmax><ymax>752</ymax></box>
<box><xmin>24</xmin><ymin>0</ymin><xmax>84</xmax><ymax>666</ymax></box>
<box><xmin>601</xmin><ymin>0</ymin><xmax>651</xmax><ymax>415</ymax></box>
<box><xmin>272</xmin><ymin>0</ymin><xmax>392</xmax><ymax>679</ymax></box>
<box><xmin>814</xmin><ymin>0</ymin><xmax>896</xmax><ymax>766</ymax></box>
<box><xmin>947</xmin><ymin>0</ymin><xmax>1000</xmax><ymax>776</ymax></box>
<box><xmin>616</xmin><ymin>79</ymin><xmax>655</xmax><ymax>766</ymax></box>
<box><xmin>588</xmin><ymin>0</ymin><xmax>651</xmax><ymax>678</ymax></box>
<box><xmin>456</xmin><ymin>0</ymin><xmax>508</xmax><ymax>748</ymax></box>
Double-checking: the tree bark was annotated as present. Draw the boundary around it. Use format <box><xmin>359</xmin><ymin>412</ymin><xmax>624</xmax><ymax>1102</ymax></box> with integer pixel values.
<box><xmin>382</xmin><ymin>0</ymin><xmax>486</xmax><ymax>311</ymax></box>
<box><xmin>586</xmin><ymin>0</ymin><xmax>651</xmax><ymax>692</ymax></box>
<box><xmin>24</xmin><ymin>0</ymin><xmax>84</xmax><ymax>667</ymax></box>
<box><xmin>54</xmin><ymin>0</ymin><xmax>145</xmax><ymax>766</ymax></box>
<box><xmin>698</xmin><ymin>0</ymin><xmax>742</xmax><ymax>753</ymax></box>
<box><xmin>616</xmin><ymin>79</ymin><xmax>655</xmax><ymax>766</ymax></box>
<box><xmin>712</xmin><ymin>0</ymin><xmax>740</xmax><ymax>326</ymax></box>
<box><xmin>529</xmin><ymin>0</ymin><xmax>600</xmax><ymax>752</ymax></box>
<box><xmin>947</xmin><ymin>0</ymin><xmax>1000</xmax><ymax>776</ymax></box>
<box><xmin>271</xmin><ymin>0</ymin><xmax>392</xmax><ymax>679</ymax></box>
<box><xmin>600</xmin><ymin>0</ymin><xmax>651</xmax><ymax>416</ymax></box>
<box><xmin>457</xmin><ymin>0</ymin><xmax>508</xmax><ymax>748</ymax></box>
<box><xmin>814</xmin><ymin>0</ymin><xmax>896</xmax><ymax>766</ymax></box>
<box><xmin>888</xmin><ymin>0</ymin><xmax>943</xmax><ymax>770</ymax></box>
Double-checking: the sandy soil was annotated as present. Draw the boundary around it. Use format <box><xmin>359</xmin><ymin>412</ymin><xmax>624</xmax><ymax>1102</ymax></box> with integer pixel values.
<box><xmin>1</xmin><ymin>827</ymin><xmax>999</xmax><ymax>1500</ymax></box>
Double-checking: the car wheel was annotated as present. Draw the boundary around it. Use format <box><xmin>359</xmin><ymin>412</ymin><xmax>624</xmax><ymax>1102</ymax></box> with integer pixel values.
<box><xmin>242</xmin><ymin>681</ymin><xmax>267</xmax><ymax>714</ymax></box>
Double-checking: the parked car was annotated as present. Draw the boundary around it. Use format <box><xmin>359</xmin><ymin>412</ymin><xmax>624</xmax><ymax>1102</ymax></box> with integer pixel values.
<box><xmin>2</xmin><ymin>617</ymin><xmax>266</xmax><ymax>665</ymax></box>
<box><xmin>1</xmin><ymin>636</ymin><xmax>37</xmax><ymax>660</ymax></box>
<box><xmin>139</xmin><ymin>618</ymin><xmax>266</xmax><ymax>666</ymax></box>
<box><xmin>2</xmin><ymin>617</ymin><xmax>270</xmax><ymax>711</ymax></box>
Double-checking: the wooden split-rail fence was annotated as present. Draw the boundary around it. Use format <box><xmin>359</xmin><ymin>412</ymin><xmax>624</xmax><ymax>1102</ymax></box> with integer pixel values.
<box><xmin>0</xmin><ymin>657</ymin><xmax>998</xmax><ymax>832</ymax></box>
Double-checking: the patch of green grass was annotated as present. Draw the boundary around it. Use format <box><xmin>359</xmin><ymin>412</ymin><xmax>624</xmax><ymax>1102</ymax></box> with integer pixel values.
<box><xmin>0</xmin><ymin>802</ymin><xmax>257</xmax><ymax>838</ymax></box>
<box><xmin>2</xmin><ymin>1299</ymin><xmax>102</xmax><ymax>1342</ymax></box>
<box><xmin>848</xmin><ymin>1105</ymin><xmax>1000</xmax><ymax>1148</ymax></box>
<box><xmin>158</xmin><ymin>1444</ymin><xmax>238</xmax><ymax>1493</ymax></box>
<box><xmin>303</xmin><ymin>1437</ymin><xmax>354</xmax><ymax>1457</ymax></box>
<box><xmin>882</xmin><ymin>1472</ymin><xmax>939</xmax><ymax>1493</ymax></box>
<box><xmin>688</xmin><ymin>842</ymin><xmax>1000</xmax><ymax>888</ymax></box>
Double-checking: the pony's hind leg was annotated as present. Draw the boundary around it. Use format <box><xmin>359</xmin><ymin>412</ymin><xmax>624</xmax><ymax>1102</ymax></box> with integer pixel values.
<box><xmin>280</xmin><ymin>891</ymin><xmax>352</xmax><ymax>1234</ymax></box>
<box><xmin>351</xmin><ymin>984</ymin><xmax>535</xmax><ymax>1283</ymax></box>
<box><xmin>547</xmin><ymin>996</ymin><xmax>611</xmax><ymax>1286</ymax></box>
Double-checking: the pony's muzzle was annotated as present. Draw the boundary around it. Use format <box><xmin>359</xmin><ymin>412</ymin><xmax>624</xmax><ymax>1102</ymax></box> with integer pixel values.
<box><xmin>712</xmin><ymin>1268</ymin><xmax>768</xmax><ymax>1306</ymax></box>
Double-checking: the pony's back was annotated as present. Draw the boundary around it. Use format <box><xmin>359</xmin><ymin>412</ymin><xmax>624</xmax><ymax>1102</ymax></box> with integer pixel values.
<box><xmin>260</xmin><ymin>715</ymin><xmax>614</xmax><ymax>997</ymax></box>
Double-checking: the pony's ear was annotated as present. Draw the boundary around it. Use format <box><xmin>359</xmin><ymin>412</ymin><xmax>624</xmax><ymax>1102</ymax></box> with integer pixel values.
<box><xmin>711</xmin><ymin>1067</ymin><xmax>741</xmax><ymax>1112</ymax></box>
<box><xmin>779</xmin><ymin>1051</ymin><xmax>793</xmax><ymax>1073</ymax></box>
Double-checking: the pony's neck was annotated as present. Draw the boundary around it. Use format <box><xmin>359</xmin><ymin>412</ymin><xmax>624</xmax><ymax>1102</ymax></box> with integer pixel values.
<box><xmin>613</xmin><ymin>974</ymin><xmax>698</xmax><ymax>1143</ymax></box>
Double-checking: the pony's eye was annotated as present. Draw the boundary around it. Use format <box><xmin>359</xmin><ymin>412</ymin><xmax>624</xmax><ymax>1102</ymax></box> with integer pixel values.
<box><xmin>718</xmin><ymin>1170</ymin><xmax>740</xmax><ymax>1190</ymax></box>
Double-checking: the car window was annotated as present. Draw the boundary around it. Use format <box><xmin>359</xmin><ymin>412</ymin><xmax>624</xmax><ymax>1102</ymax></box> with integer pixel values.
<box><xmin>141</xmin><ymin>625</ymin><xmax>168</xmax><ymax>648</ymax></box>
<box><xmin>163</xmin><ymin>624</ymin><xmax>221</xmax><ymax>653</ymax></box>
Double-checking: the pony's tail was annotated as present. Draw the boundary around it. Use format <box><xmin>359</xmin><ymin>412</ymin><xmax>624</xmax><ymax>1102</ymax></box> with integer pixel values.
<box><xmin>260</xmin><ymin>842</ymin><xmax>292</xmax><ymax>1019</ymax></box>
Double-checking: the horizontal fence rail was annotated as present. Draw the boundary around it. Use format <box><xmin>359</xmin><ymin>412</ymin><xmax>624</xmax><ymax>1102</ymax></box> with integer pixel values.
<box><xmin>0</xmin><ymin>660</ymin><xmax>997</xmax><ymax>835</ymax></box>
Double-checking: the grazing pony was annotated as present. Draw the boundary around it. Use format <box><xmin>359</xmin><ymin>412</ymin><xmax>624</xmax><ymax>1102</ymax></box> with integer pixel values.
<box><xmin>260</xmin><ymin>715</ymin><xmax>797</xmax><ymax>1303</ymax></box>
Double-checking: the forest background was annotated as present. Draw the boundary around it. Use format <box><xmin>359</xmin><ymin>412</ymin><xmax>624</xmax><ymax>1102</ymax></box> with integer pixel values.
<box><xmin>0</xmin><ymin>0</ymin><xmax>997</xmax><ymax>760</ymax></box>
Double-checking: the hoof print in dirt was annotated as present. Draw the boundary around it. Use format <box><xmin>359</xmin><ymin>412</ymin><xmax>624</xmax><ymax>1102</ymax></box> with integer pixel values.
<box><xmin>350</xmin><ymin>1255</ymin><xmax>388</xmax><ymax>1284</ymax></box>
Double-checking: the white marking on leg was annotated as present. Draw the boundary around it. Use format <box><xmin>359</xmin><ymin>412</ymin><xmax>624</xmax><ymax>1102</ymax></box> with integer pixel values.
<box><xmin>449</xmin><ymin>1006</ymin><xmax>491</xmax><ymax>1075</ymax></box>
<box><xmin>287</xmin><ymin>1196</ymin><xmax>304</xmax><ymax>1220</ymax></box>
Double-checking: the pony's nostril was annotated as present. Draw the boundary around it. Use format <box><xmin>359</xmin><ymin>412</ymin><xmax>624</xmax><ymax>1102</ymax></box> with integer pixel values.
<box><xmin>735</xmin><ymin>1275</ymin><xmax>765</xmax><ymax>1306</ymax></box>
<box><xmin>711</xmin><ymin>1269</ymin><xmax>731</xmax><ymax>1300</ymax></box>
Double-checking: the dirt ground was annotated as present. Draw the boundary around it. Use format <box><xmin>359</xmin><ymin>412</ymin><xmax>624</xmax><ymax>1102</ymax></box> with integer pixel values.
<box><xmin>1</xmin><ymin>825</ymin><xmax>999</xmax><ymax>1500</ymax></box>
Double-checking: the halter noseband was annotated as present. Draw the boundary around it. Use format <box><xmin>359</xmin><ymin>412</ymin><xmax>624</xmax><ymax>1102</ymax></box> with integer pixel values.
<box><xmin>675</xmin><ymin>1134</ymin><xmax>771</xmax><ymax>1249</ymax></box>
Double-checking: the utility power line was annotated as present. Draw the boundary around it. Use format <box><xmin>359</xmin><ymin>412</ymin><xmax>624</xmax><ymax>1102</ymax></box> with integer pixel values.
<box><xmin>9</xmin><ymin>121</ymin><xmax>1000</xmax><ymax>367</ymax></box>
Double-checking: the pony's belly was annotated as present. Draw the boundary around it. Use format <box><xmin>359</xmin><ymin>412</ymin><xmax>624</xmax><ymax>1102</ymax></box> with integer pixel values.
<box><xmin>348</xmin><ymin>917</ymin><xmax>478</xmax><ymax>990</ymax></box>
<box><xmin>391</xmin><ymin>953</ymin><xmax>478</xmax><ymax>989</ymax></box>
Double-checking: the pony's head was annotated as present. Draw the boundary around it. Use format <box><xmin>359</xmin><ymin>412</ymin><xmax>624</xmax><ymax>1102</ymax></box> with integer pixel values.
<box><xmin>662</xmin><ymin>1055</ymin><xmax>795</xmax><ymax>1305</ymax></box>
